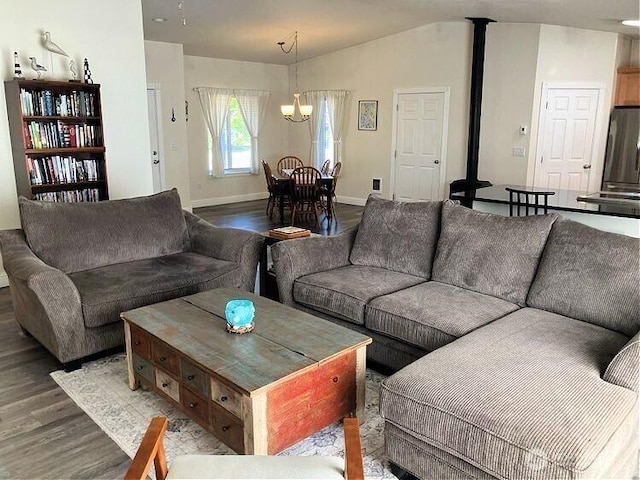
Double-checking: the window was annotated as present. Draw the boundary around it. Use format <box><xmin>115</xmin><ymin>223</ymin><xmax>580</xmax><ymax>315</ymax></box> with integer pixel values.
<box><xmin>208</xmin><ymin>98</ymin><xmax>252</xmax><ymax>174</ymax></box>
<box><xmin>316</xmin><ymin>100</ymin><xmax>334</xmax><ymax>170</ymax></box>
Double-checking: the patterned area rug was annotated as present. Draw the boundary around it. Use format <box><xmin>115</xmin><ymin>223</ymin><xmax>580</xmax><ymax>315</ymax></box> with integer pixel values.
<box><xmin>50</xmin><ymin>354</ymin><xmax>397</xmax><ymax>479</ymax></box>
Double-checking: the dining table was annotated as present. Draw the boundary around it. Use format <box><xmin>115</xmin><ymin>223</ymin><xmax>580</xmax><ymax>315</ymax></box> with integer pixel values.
<box><xmin>274</xmin><ymin>169</ymin><xmax>334</xmax><ymax>225</ymax></box>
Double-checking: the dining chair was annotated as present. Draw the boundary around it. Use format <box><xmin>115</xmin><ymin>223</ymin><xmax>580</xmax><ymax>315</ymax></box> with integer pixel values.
<box><xmin>261</xmin><ymin>160</ymin><xmax>277</xmax><ymax>218</ymax></box>
<box><xmin>277</xmin><ymin>156</ymin><xmax>303</xmax><ymax>177</ymax></box>
<box><xmin>290</xmin><ymin>166</ymin><xmax>323</xmax><ymax>227</ymax></box>
<box><xmin>320</xmin><ymin>159</ymin><xmax>332</xmax><ymax>175</ymax></box>
<box><xmin>125</xmin><ymin>416</ymin><xmax>364</xmax><ymax>480</ymax></box>
<box><xmin>322</xmin><ymin>162</ymin><xmax>342</xmax><ymax>222</ymax></box>
<box><xmin>505</xmin><ymin>186</ymin><xmax>556</xmax><ymax>216</ymax></box>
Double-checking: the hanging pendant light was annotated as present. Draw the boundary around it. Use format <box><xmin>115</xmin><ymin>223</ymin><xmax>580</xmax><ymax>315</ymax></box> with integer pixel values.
<box><xmin>278</xmin><ymin>31</ymin><xmax>312</xmax><ymax>122</ymax></box>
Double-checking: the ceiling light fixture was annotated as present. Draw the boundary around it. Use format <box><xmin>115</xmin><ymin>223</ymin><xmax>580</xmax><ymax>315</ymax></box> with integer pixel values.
<box><xmin>152</xmin><ymin>17</ymin><xmax>167</xmax><ymax>23</ymax></box>
<box><xmin>178</xmin><ymin>1</ymin><xmax>187</xmax><ymax>26</ymax></box>
<box><xmin>278</xmin><ymin>31</ymin><xmax>312</xmax><ymax>122</ymax></box>
<box><xmin>621</xmin><ymin>19</ymin><xmax>640</xmax><ymax>27</ymax></box>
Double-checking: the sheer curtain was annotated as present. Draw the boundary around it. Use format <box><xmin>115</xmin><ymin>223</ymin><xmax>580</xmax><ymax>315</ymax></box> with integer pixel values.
<box><xmin>194</xmin><ymin>87</ymin><xmax>233</xmax><ymax>177</ymax></box>
<box><xmin>325</xmin><ymin>90</ymin><xmax>348</xmax><ymax>164</ymax></box>
<box><xmin>234</xmin><ymin>89</ymin><xmax>270</xmax><ymax>174</ymax></box>
<box><xmin>302</xmin><ymin>91</ymin><xmax>325</xmax><ymax>166</ymax></box>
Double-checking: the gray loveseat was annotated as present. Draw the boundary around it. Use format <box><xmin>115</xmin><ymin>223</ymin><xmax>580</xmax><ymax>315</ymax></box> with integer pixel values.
<box><xmin>0</xmin><ymin>189</ymin><xmax>263</xmax><ymax>367</ymax></box>
<box><xmin>272</xmin><ymin>195</ymin><xmax>639</xmax><ymax>479</ymax></box>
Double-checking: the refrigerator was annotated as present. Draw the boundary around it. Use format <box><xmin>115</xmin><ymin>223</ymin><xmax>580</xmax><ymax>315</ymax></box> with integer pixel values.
<box><xmin>602</xmin><ymin>106</ymin><xmax>640</xmax><ymax>193</ymax></box>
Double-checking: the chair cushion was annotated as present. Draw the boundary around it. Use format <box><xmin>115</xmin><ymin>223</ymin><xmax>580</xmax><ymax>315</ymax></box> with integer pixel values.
<box><xmin>70</xmin><ymin>252</ymin><xmax>239</xmax><ymax>328</ymax></box>
<box><xmin>527</xmin><ymin>218</ymin><xmax>640</xmax><ymax>336</ymax></box>
<box><xmin>349</xmin><ymin>195</ymin><xmax>441</xmax><ymax>278</ymax></box>
<box><xmin>19</xmin><ymin>189</ymin><xmax>190</xmax><ymax>274</ymax></box>
<box><xmin>431</xmin><ymin>200</ymin><xmax>557</xmax><ymax>305</ymax></box>
<box><xmin>365</xmin><ymin>281</ymin><xmax>519</xmax><ymax>351</ymax></box>
<box><xmin>167</xmin><ymin>454</ymin><xmax>344</xmax><ymax>479</ymax></box>
<box><xmin>293</xmin><ymin>265</ymin><xmax>425</xmax><ymax>325</ymax></box>
<box><xmin>380</xmin><ymin>308</ymin><xmax>635</xmax><ymax>480</ymax></box>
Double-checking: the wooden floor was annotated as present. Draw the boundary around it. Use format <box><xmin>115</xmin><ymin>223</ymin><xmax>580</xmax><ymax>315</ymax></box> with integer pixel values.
<box><xmin>0</xmin><ymin>199</ymin><xmax>364</xmax><ymax>479</ymax></box>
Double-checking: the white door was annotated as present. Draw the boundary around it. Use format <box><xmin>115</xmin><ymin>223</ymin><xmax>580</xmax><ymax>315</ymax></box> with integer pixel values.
<box><xmin>535</xmin><ymin>88</ymin><xmax>599</xmax><ymax>191</ymax></box>
<box><xmin>392</xmin><ymin>92</ymin><xmax>446</xmax><ymax>201</ymax></box>
<box><xmin>147</xmin><ymin>88</ymin><xmax>163</xmax><ymax>193</ymax></box>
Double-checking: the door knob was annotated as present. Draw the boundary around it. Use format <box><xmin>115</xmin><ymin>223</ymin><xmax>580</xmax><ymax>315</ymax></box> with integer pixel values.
<box><xmin>434</xmin><ymin>160</ymin><xmax>440</xmax><ymax>165</ymax></box>
<box><xmin>152</xmin><ymin>151</ymin><xmax>158</xmax><ymax>155</ymax></box>
<box><xmin>583</xmin><ymin>164</ymin><xmax>591</xmax><ymax>169</ymax></box>
<box><xmin>153</xmin><ymin>159</ymin><xmax>160</xmax><ymax>164</ymax></box>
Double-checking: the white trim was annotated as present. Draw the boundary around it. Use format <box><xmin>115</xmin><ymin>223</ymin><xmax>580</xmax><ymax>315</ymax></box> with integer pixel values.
<box><xmin>0</xmin><ymin>272</ymin><xmax>8</xmax><ymax>288</ymax></box>
<box><xmin>390</xmin><ymin>87</ymin><xmax>450</xmax><ymax>201</ymax></box>
<box><xmin>529</xmin><ymin>82</ymin><xmax>607</xmax><ymax>192</ymax></box>
<box><xmin>191</xmin><ymin>192</ymin><xmax>269</xmax><ymax>208</ymax></box>
<box><xmin>147</xmin><ymin>85</ymin><xmax>167</xmax><ymax>192</ymax></box>
<box><xmin>336</xmin><ymin>195</ymin><xmax>367</xmax><ymax>206</ymax></box>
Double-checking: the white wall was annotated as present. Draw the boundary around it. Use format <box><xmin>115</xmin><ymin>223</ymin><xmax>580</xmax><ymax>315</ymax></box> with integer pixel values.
<box><xmin>478</xmin><ymin>23</ymin><xmax>540</xmax><ymax>185</ymax></box>
<box><xmin>0</xmin><ymin>0</ymin><xmax>152</xmax><ymax>286</ymax></box>
<box><xmin>526</xmin><ymin>25</ymin><xmax>619</xmax><ymax>190</ymax></box>
<box><xmin>183</xmin><ymin>56</ymin><xmax>289</xmax><ymax>207</ymax></box>
<box><xmin>630</xmin><ymin>39</ymin><xmax>640</xmax><ymax>66</ymax></box>
<box><xmin>145</xmin><ymin>40</ymin><xmax>191</xmax><ymax>207</ymax></box>
<box><xmin>290</xmin><ymin>22</ymin><xmax>472</xmax><ymax>202</ymax></box>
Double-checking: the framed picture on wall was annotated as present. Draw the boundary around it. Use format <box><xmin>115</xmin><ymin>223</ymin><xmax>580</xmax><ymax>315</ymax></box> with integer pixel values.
<box><xmin>358</xmin><ymin>100</ymin><xmax>378</xmax><ymax>131</ymax></box>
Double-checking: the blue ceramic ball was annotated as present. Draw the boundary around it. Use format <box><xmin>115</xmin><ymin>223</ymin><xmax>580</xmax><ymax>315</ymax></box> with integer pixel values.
<box><xmin>225</xmin><ymin>299</ymin><xmax>255</xmax><ymax>328</ymax></box>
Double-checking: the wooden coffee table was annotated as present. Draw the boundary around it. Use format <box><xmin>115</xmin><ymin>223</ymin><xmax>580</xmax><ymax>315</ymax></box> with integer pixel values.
<box><xmin>121</xmin><ymin>287</ymin><xmax>371</xmax><ymax>455</ymax></box>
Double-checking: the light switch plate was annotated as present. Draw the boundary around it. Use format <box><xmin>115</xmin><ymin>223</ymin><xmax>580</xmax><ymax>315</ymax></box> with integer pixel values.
<box><xmin>512</xmin><ymin>146</ymin><xmax>526</xmax><ymax>157</ymax></box>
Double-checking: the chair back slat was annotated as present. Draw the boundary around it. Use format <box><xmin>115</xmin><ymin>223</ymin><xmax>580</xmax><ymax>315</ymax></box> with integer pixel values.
<box><xmin>277</xmin><ymin>156</ymin><xmax>303</xmax><ymax>176</ymax></box>
<box><xmin>505</xmin><ymin>187</ymin><xmax>555</xmax><ymax>216</ymax></box>
<box><xmin>320</xmin><ymin>159</ymin><xmax>331</xmax><ymax>175</ymax></box>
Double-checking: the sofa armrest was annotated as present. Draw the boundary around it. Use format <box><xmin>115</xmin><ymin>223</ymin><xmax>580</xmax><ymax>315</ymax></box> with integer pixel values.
<box><xmin>0</xmin><ymin>229</ymin><xmax>85</xmax><ymax>361</ymax></box>
<box><xmin>603</xmin><ymin>331</ymin><xmax>639</xmax><ymax>392</ymax></box>
<box><xmin>272</xmin><ymin>226</ymin><xmax>358</xmax><ymax>305</ymax></box>
<box><xmin>183</xmin><ymin>211</ymin><xmax>264</xmax><ymax>291</ymax></box>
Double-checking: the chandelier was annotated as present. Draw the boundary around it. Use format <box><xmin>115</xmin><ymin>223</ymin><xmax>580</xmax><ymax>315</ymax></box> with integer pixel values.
<box><xmin>278</xmin><ymin>31</ymin><xmax>312</xmax><ymax>122</ymax></box>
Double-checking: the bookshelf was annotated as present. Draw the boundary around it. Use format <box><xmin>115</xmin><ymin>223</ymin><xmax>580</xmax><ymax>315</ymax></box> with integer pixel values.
<box><xmin>4</xmin><ymin>79</ymin><xmax>109</xmax><ymax>202</ymax></box>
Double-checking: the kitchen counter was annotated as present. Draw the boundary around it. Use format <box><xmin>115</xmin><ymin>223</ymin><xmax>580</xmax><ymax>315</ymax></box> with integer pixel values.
<box><xmin>450</xmin><ymin>184</ymin><xmax>640</xmax><ymax>219</ymax></box>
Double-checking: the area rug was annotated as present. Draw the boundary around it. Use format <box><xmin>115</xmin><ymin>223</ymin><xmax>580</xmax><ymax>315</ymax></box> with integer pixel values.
<box><xmin>50</xmin><ymin>354</ymin><xmax>397</xmax><ymax>479</ymax></box>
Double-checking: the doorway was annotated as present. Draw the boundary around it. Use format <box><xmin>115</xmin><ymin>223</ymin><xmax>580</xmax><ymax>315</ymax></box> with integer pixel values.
<box><xmin>391</xmin><ymin>88</ymin><xmax>450</xmax><ymax>201</ymax></box>
<box><xmin>147</xmin><ymin>86</ymin><xmax>165</xmax><ymax>193</ymax></box>
<box><xmin>533</xmin><ymin>84</ymin><xmax>605</xmax><ymax>192</ymax></box>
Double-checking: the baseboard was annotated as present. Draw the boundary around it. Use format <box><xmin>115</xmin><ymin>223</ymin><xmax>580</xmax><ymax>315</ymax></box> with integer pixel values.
<box><xmin>0</xmin><ymin>272</ymin><xmax>8</xmax><ymax>288</ymax></box>
<box><xmin>336</xmin><ymin>195</ymin><xmax>368</xmax><ymax>206</ymax></box>
<box><xmin>191</xmin><ymin>192</ymin><xmax>269</xmax><ymax>208</ymax></box>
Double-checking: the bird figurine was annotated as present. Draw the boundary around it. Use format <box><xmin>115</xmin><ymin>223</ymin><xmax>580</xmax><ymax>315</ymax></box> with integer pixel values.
<box><xmin>29</xmin><ymin>57</ymin><xmax>47</xmax><ymax>80</ymax></box>
<box><xmin>42</xmin><ymin>31</ymin><xmax>68</xmax><ymax>57</ymax></box>
<box><xmin>69</xmin><ymin>59</ymin><xmax>78</xmax><ymax>81</ymax></box>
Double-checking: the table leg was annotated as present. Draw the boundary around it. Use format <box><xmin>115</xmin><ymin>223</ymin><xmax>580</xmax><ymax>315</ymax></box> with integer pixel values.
<box><xmin>279</xmin><ymin>192</ymin><xmax>285</xmax><ymax>225</ymax></box>
<box><xmin>355</xmin><ymin>346</ymin><xmax>367</xmax><ymax>422</ymax></box>
<box><xmin>124</xmin><ymin>321</ymin><xmax>139</xmax><ymax>390</ymax></box>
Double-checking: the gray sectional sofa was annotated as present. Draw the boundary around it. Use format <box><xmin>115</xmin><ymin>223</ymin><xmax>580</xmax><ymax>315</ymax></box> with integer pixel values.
<box><xmin>0</xmin><ymin>189</ymin><xmax>263</xmax><ymax>367</ymax></box>
<box><xmin>272</xmin><ymin>195</ymin><xmax>639</xmax><ymax>479</ymax></box>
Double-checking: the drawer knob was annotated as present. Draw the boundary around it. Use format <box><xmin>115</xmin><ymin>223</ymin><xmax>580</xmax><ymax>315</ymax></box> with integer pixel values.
<box><xmin>189</xmin><ymin>402</ymin><xmax>197</xmax><ymax>408</ymax></box>
<box><xmin>187</xmin><ymin>374</ymin><xmax>195</xmax><ymax>380</ymax></box>
<box><xmin>332</xmin><ymin>376</ymin><xmax>339</xmax><ymax>383</ymax></box>
<box><xmin>222</xmin><ymin>426</ymin><xmax>229</xmax><ymax>432</ymax></box>
<box><xmin>136</xmin><ymin>365</ymin><xmax>144</xmax><ymax>371</ymax></box>
<box><xmin>162</xmin><ymin>382</ymin><xmax>169</xmax><ymax>388</ymax></box>
<box><xmin>220</xmin><ymin>396</ymin><xmax>228</xmax><ymax>402</ymax></box>
<box><xmin>160</xmin><ymin>356</ymin><xmax>166</xmax><ymax>362</ymax></box>
<box><xmin>134</xmin><ymin>340</ymin><xmax>142</xmax><ymax>345</ymax></box>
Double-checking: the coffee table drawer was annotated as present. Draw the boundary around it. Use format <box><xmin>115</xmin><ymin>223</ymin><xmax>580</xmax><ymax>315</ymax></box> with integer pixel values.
<box><xmin>132</xmin><ymin>354</ymin><xmax>154</xmax><ymax>383</ymax></box>
<box><xmin>153</xmin><ymin>340</ymin><xmax>179</xmax><ymax>376</ymax></box>
<box><xmin>211</xmin><ymin>377</ymin><xmax>242</xmax><ymax>418</ymax></box>
<box><xmin>156</xmin><ymin>369</ymin><xmax>180</xmax><ymax>403</ymax></box>
<box><xmin>181</xmin><ymin>359</ymin><xmax>208</xmax><ymax>399</ymax></box>
<box><xmin>181</xmin><ymin>386</ymin><xmax>209</xmax><ymax>423</ymax></box>
<box><xmin>210</xmin><ymin>401</ymin><xmax>244</xmax><ymax>453</ymax></box>
<box><xmin>131</xmin><ymin>325</ymin><xmax>151</xmax><ymax>360</ymax></box>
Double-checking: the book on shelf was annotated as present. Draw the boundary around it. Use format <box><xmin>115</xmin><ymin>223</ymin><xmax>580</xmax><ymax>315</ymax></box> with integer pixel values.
<box><xmin>33</xmin><ymin>188</ymin><xmax>100</xmax><ymax>203</ymax></box>
<box><xmin>19</xmin><ymin>88</ymin><xmax>98</xmax><ymax>117</ymax></box>
<box><xmin>267</xmin><ymin>226</ymin><xmax>312</xmax><ymax>239</ymax></box>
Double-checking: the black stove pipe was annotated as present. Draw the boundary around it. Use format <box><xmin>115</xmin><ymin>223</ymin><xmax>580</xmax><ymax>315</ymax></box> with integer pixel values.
<box><xmin>450</xmin><ymin>17</ymin><xmax>495</xmax><ymax>202</ymax></box>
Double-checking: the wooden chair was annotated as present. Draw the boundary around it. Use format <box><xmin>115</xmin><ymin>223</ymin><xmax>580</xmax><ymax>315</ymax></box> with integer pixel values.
<box><xmin>277</xmin><ymin>156</ymin><xmax>303</xmax><ymax>177</ymax></box>
<box><xmin>505</xmin><ymin>187</ymin><xmax>555</xmax><ymax>216</ymax></box>
<box><xmin>125</xmin><ymin>416</ymin><xmax>364</xmax><ymax>480</ymax></box>
<box><xmin>261</xmin><ymin>160</ymin><xmax>277</xmax><ymax>218</ymax></box>
<box><xmin>290</xmin><ymin>166</ymin><xmax>323</xmax><ymax>227</ymax></box>
<box><xmin>322</xmin><ymin>162</ymin><xmax>342</xmax><ymax>222</ymax></box>
<box><xmin>320</xmin><ymin>159</ymin><xmax>332</xmax><ymax>175</ymax></box>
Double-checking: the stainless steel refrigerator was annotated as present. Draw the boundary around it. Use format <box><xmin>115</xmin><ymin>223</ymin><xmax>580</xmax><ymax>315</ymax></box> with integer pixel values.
<box><xmin>602</xmin><ymin>106</ymin><xmax>640</xmax><ymax>193</ymax></box>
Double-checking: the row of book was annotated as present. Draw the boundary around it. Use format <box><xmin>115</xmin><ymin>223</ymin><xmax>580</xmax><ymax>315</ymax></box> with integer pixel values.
<box><xmin>23</xmin><ymin>121</ymin><xmax>101</xmax><ymax>150</ymax></box>
<box><xmin>34</xmin><ymin>188</ymin><xmax>101</xmax><ymax>203</ymax></box>
<box><xmin>20</xmin><ymin>88</ymin><xmax>98</xmax><ymax>117</ymax></box>
<box><xmin>28</xmin><ymin>156</ymin><xmax>101</xmax><ymax>186</ymax></box>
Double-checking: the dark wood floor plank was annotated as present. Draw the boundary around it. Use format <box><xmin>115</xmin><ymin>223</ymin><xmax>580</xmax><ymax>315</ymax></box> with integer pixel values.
<box><xmin>0</xmin><ymin>199</ymin><xmax>364</xmax><ymax>479</ymax></box>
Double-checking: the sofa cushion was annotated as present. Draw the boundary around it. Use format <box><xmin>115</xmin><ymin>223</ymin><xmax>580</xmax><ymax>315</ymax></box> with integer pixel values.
<box><xmin>604</xmin><ymin>332</ymin><xmax>640</xmax><ymax>392</ymax></box>
<box><xmin>527</xmin><ymin>218</ymin><xmax>640</xmax><ymax>336</ymax></box>
<box><xmin>293</xmin><ymin>265</ymin><xmax>425</xmax><ymax>325</ymax></box>
<box><xmin>365</xmin><ymin>281</ymin><xmax>519</xmax><ymax>351</ymax></box>
<box><xmin>70</xmin><ymin>252</ymin><xmax>239</xmax><ymax>328</ymax></box>
<box><xmin>19</xmin><ymin>189</ymin><xmax>190</xmax><ymax>274</ymax></box>
<box><xmin>349</xmin><ymin>195</ymin><xmax>441</xmax><ymax>278</ymax></box>
<box><xmin>380</xmin><ymin>308</ymin><xmax>635</xmax><ymax>480</ymax></box>
<box><xmin>431</xmin><ymin>200</ymin><xmax>557</xmax><ymax>305</ymax></box>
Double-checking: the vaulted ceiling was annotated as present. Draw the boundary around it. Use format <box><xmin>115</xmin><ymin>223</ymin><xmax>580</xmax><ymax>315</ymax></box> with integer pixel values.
<box><xmin>141</xmin><ymin>0</ymin><xmax>640</xmax><ymax>64</ymax></box>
